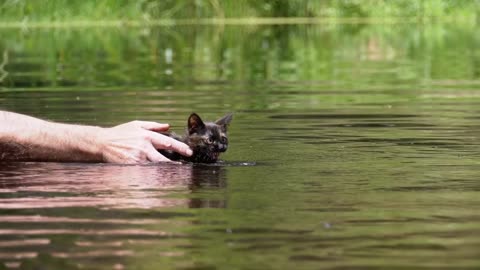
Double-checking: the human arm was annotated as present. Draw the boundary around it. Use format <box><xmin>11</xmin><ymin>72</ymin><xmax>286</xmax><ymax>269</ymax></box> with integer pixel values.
<box><xmin>0</xmin><ymin>111</ymin><xmax>192</xmax><ymax>163</ymax></box>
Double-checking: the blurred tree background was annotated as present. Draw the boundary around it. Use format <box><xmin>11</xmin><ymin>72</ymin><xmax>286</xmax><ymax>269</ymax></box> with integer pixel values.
<box><xmin>0</xmin><ymin>0</ymin><xmax>477</xmax><ymax>23</ymax></box>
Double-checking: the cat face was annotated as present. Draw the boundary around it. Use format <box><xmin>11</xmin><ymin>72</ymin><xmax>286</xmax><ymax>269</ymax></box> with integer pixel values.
<box><xmin>186</xmin><ymin>113</ymin><xmax>233</xmax><ymax>163</ymax></box>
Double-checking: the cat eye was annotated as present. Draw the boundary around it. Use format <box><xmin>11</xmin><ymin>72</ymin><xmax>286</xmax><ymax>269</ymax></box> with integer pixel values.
<box><xmin>206</xmin><ymin>138</ymin><xmax>214</xmax><ymax>144</ymax></box>
<box><xmin>221</xmin><ymin>136</ymin><xmax>227</xmax><ymax>143</ymax></box>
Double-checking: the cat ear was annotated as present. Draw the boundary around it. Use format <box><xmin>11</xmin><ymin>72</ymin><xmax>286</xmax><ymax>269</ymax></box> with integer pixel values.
<box><xmin>188</xmin><ymin>113</ymin><xmax>206</xmax><ymax>134</ymax></box>
<box><xmin>215</xmin><ymin>113</ymin><xmax>233</xmax><ymax>131</ymax></box>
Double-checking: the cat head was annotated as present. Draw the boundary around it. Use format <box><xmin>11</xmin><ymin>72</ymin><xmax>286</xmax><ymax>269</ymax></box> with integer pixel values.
<box><xmin>186</xmin><ymin>113</ymin><xmax>233</xmax><ymax>163</ymax></box>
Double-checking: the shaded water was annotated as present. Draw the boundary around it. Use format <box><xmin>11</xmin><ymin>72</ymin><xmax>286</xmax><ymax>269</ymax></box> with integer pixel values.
<box><xmin>1</xmin><ymin>24</ymin><xmax>480</xmax><ymax>269</ymax></box>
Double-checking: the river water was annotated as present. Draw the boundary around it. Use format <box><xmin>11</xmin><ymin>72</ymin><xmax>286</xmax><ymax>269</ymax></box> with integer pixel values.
<box><xmin>1</xmin><ymin>24</ymin><xmax>480</xmax><ymax>269</ymax></box>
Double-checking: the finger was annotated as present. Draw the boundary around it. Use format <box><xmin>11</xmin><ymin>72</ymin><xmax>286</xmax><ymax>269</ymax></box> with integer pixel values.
<box><xmin>147</xmin><ymin>131</ymin><xmax>193</xmax><ymax>157</ymax></box>
<box><xmin>145</xmin><ymin>144</ymin><xmax>172</xmax><ymax>163</ymax></box>
<box><xmin>135</xmin><ymin>121</ymin><xmax>170</xmax><ymax>132</ymax></box>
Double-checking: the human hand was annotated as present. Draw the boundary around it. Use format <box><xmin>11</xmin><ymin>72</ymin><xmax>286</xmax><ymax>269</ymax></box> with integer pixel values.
<box><xmin>97</xmin><ymin>120</ymin><xmax>192</xmax><ymax>164</ymax></box>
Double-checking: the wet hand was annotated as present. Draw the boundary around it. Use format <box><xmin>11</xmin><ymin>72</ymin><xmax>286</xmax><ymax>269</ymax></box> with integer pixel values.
<box><xmin>97</xmin><ymin>120</ymin><xmax>193</xmax><ymax>164</ymax></box>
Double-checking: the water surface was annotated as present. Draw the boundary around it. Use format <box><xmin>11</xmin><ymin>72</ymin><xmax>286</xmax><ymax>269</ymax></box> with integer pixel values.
<box><xmin>1</xmin><ymin>23</ymin><xmax>480</xmax><ymax>269</ymax></box>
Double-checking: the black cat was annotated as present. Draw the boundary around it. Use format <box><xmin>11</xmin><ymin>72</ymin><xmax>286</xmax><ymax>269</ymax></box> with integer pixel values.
<box><xmin>159</xmin><ymin>113</ymin><xmax>233</xmax><ymax>163</ymax></box>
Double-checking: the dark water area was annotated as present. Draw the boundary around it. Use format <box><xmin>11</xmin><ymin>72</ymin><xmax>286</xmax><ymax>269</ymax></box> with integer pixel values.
<box><xmin>1</xmin><ymin>23</ymin><xmax>480</xmax><ymax>269</ymax></box>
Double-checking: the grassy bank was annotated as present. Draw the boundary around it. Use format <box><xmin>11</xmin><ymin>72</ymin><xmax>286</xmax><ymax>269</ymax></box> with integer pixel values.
<box><xmin>0</xmin><ymin>0</ymin><xmax>477</xmax><ymax>26</ymax></box>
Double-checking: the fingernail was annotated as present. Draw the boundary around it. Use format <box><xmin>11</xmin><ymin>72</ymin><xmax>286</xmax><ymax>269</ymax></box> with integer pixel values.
<box><xmin>186</xmin><ymin>149</ymin><xmax>193</xmax><ymax>156</ymax></box>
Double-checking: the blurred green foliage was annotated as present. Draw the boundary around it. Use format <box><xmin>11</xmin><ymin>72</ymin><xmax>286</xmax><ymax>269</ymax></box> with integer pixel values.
<box><xmin>0</xmin><ymin>0</ymin><xmax>477</xmax><ymax>22</ymax></box>
<box><xmin>1</xmin><ymin>22</ymin><xmax>478</xmax><ymax>91</ymax></box>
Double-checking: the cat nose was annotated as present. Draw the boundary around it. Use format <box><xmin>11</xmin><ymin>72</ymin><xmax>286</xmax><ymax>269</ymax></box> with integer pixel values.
<box><xmin>217</xmin><ymin>144</ymin><xmax>227</xmax><ymax>152</ymax></box>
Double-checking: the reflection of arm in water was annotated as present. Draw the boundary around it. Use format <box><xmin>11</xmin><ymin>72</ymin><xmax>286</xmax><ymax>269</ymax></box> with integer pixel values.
<box><xmin>0</xmin><ymin>111</ymin><xmax>192</xmax><ymax>163</ymax></box>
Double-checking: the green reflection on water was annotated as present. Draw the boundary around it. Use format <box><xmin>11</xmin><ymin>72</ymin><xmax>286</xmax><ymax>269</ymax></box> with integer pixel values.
<box><xmin>1</xmin><ymin>23</ymin><xmax>479</xmax><ymax>120</ymax></box>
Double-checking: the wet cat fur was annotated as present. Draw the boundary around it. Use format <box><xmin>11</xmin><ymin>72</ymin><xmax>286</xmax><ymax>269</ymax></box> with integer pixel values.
<box><xmin>159</xmin><ymin>113</ymin><xmax>233</xmax><ymax>163</ymax></box>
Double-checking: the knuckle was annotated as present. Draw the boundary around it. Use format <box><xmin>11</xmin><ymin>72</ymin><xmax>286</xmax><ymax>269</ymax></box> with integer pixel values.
<box><xmin>142</xmin><ymin>133</ymin><xmax>151</xmax><ymax>141</ymax></box>
<box><xmin>166</xmin><ymin>138</ymin><xmax>176</xmax><ymax>147</ymax></box>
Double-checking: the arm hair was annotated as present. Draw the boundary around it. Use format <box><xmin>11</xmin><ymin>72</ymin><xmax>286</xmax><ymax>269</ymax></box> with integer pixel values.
<box><xmin>0</xmin><ymin>111</ymin><xmax>103</xmax><ymax>162</ymax></box>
